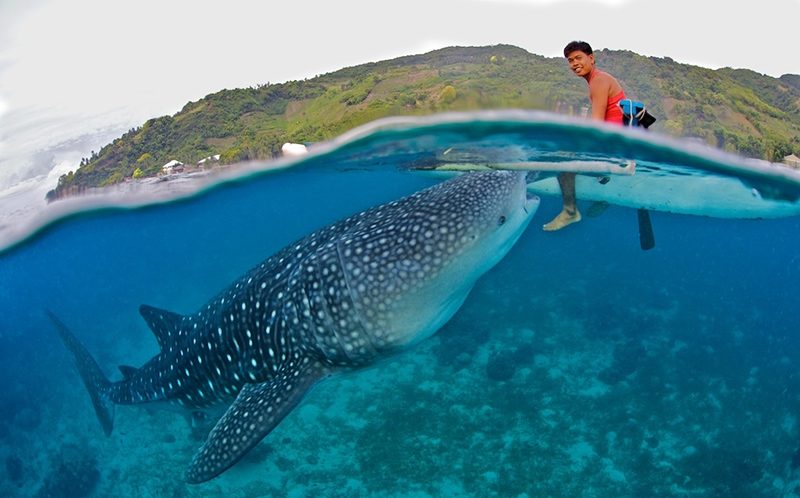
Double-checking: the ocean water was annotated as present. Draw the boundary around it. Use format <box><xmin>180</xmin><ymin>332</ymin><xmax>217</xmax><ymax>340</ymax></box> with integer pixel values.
<box><xmin>1</xmin><ymin>111</ymin><xmax>800</xmax><ymax>497</ymax></box>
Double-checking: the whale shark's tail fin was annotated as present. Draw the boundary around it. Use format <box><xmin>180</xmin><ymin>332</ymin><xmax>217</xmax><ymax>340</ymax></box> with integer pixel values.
<box><xmin>48</xmin><ymin>311</ymin><xmax>115</xmax><ymax>436</ymax></box>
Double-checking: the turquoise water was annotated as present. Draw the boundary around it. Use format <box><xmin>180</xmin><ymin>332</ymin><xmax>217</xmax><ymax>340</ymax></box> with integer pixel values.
<box><xmin>2</xmin><ymin>111</ymin><xmax>800</xmax><ymax>497</ymax></box>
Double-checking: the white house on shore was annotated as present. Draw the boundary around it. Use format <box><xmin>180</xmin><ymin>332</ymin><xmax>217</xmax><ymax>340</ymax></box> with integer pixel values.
<box><xmin>161</xmin><ymin>159</ymin><xmax>184</xmax><ymax>174</ymax></box>
<box><xmin>198</xmin><ymin>154</ymin><xmax>221</xmax><ymax>166</ymax></box>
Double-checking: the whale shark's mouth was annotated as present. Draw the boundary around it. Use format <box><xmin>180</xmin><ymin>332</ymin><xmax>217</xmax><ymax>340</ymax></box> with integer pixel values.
<box><xmin>524</xmin><ymin>191</ymin><xmax>540</xmax><ymax>214</ymax></box>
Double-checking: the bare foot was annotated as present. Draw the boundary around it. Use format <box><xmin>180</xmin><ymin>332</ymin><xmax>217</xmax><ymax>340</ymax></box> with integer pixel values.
<box><xmin>542</xmin><ymin>209</ymin><xmax>582</xmax><ymax>231</ymax></box>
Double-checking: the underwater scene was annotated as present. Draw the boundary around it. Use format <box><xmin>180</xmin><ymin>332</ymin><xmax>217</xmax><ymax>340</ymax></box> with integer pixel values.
<box><xmin>2</xmin><ymin>111</ymin><xmax>800</xmax><ymax>497</ymax></box>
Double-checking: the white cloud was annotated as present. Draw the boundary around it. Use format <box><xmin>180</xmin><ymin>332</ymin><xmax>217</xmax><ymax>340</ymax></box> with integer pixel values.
<box><xmin>412</xmin><ymin>39</ymin><xmax>468</xmax><ymax>54</ymax></box>
<box><xmin>0</xmin><ymin>97</ymin><xmax>7</xmax><ymax>155</ymax></box>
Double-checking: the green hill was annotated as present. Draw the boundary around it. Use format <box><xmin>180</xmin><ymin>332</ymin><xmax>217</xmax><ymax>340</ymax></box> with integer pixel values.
<box><xmin>48</xmin><ymin>44</ymin><xmax>800</xmax><ymax>200</ymax></box>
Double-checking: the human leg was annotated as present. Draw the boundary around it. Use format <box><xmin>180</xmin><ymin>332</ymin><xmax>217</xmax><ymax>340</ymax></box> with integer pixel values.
<box><xmin>543</xmin><ymin>172</ymin><xmax>582</xmax><ymax>231</ymax></box>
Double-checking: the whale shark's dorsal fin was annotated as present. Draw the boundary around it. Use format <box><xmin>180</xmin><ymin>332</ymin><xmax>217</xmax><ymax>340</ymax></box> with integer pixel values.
<box><xmin>118</xmin><ymin>365</ymin><xmax>138</xmax><ymax>380</ymax></box>
<box><xmin>185</xmin><ymin>358</ymin><xmax>330</xmax><ymax>483</ymax></box>
<box><xmin>139</xmin><ymin>305</ymin><xmax>183</xmax><ymax>351</ymax></box>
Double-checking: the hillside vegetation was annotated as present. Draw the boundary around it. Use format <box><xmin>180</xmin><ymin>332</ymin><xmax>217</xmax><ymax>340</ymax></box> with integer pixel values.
<box><xmin>48</xmin><ymin>45</ymin><xmax>800</xmax><ymax>199</ymax></box>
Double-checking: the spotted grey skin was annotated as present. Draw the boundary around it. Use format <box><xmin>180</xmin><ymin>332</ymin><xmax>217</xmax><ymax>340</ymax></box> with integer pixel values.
<box><xmin>51</xmin><ymin>170</ymin><xmax>539</xmax><ymax>483</ymax></box>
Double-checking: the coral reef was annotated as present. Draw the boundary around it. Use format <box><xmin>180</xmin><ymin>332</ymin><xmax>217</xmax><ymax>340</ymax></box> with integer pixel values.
<box><xmin>432</xmin><ymin>320</ymin><xmax>489</xmax><ymax>370</ymax></box>
<box><xmin>4</xmin><ymin>224</ymin><xmax>799</xmax><ymax>497</ymax></box>
<box><xmin>14</xmin><ymin>408</ymin><xmax>42</xmax><ymax>432</ymax></box>
<box><xmin>36</xmin><ymin>444</ymin><xmax>100</xmax><ymax>498</ymax></box>
<box><xmin>486</xmin><ymin>349</ymin><xmax>517</xmax><ymax>381</ymax></box>
<box><xmin>5</xmin><ymin>454</ymin><xmax>23</xmax><ymax>484</ymax></box>
<box><xmin>598</xmin><ymin>339</ymin><xmax>646</xmax><ymax>384</ymax></box>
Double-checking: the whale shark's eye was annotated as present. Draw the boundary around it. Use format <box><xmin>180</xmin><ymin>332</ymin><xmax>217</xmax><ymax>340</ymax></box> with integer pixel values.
<box><xmin>498</xmin><ymin>216</ymin><xmax>506</xmax><ymax>226</ymax></box>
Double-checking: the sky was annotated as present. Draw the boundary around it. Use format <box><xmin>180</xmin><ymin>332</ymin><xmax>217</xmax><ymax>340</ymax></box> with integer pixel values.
<box><xmin>1</xmin><ymin>0</ymin><xmax>799</xmax><ymax>200</ymax></box>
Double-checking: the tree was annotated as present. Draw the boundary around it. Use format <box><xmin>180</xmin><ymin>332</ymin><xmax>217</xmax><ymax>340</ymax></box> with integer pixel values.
<box><xmin>133</xmin><ymin>167</ymin><xmax>143</xmax><ymax>179</ymax></box>
<box><xmin>769</xmin><ymin>139</ymin><xmax>794</xmax><ymax>162</ymax></box>
<box><xmin>738</xmin><ymin>136</ymin><xmax>765</xmax><ymax>158</ymax></box>
<box><xmin>440</xmin><ymin>85</ymin><xmax>457</xmax><ymax>104</ymax></box>
<box><xmin>220</xmin><ymin>147</ymin><xmax>245</xmax><ymax>164</ymax></box>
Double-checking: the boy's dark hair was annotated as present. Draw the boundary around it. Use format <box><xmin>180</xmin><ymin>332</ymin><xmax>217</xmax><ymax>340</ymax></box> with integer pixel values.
<box><xmin>564</xmin><ymin>41</ymin><xmax>593</xmax><ymax>57</ymax></box>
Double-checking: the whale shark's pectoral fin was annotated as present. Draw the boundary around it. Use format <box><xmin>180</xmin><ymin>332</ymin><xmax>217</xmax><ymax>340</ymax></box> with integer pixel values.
<box><xmin>185</xmin><ymin>358</ymin><xmax>329</xmax><ymax>483</ymax></box>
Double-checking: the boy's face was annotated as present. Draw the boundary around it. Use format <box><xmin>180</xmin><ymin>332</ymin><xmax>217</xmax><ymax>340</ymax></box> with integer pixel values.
<box><xmin>565</xmin><ymin>50</ymin><xmax>595</xmax><ymax>77</ymax></box>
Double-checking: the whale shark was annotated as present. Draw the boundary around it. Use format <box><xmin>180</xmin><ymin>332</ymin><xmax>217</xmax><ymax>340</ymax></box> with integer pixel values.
<box><xmin>51</xmin><ymin>170</ymin><xmax>539</xmax><ymax>483</ymax></box>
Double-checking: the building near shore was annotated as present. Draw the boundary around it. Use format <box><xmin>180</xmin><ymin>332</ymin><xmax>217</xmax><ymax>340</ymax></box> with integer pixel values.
<box><xmin>161</xmin><ymin>160</ymin><xmax>184</xmax><ymax>174</ymax></box>
<box><xmin>198</xmin><ymin>154</ymin><xmax>221</xmax><ymax>166</ymax></box>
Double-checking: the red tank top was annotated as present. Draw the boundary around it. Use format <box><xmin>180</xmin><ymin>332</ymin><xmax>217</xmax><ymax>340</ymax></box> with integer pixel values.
<box><xmin>605</xmin><ymin>91</ymin><xmax>626</xmax><ymax>124</ymax></box>
<box><xmin>588</xmin><ymin>70</ymin><xmax>625</xmax><ymax>125</ymax></box>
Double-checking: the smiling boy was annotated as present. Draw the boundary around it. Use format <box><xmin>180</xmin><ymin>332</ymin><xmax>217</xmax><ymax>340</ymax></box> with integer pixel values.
<box><xmin>543</xmin><ymin>41</ymin><xmax>627</xmax><ymax>231</ymax></box>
